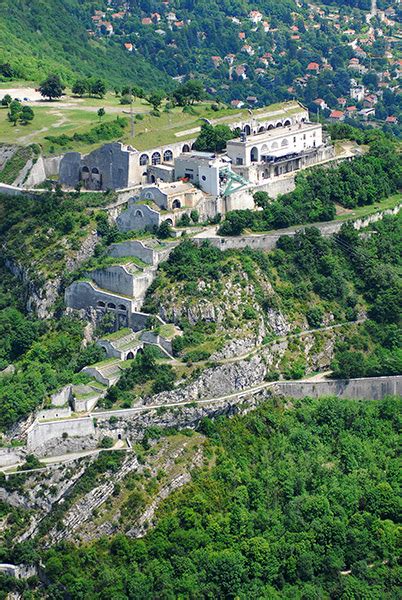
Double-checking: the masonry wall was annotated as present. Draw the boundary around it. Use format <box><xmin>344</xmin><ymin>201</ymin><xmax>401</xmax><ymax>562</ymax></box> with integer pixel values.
<box><xmin>88</xmin><ymin>265</ymin><xmax>154</xmax><ymax>299</ymax></box>
<box><xmin>108</xmin><ymin>240</ymin><xmax>156</xmax><ymax>265</ymax></box>
<box><xmin>116</xmin><ymin>203</ymin><xmax>161</xmax><ymax>232</ymax></box>
<box><xmin>194</xmin><ymin>205</ymin><xmax>401</xmax><ymax>252</ymax></box>
<box><xmin>276</xmin><ymin>376</ymin><xmax>402</xmax><ymax>399</ymax></box>
<box><xmin>27</xmin><ymin>417</ymin><xmax>96</xmax><ymax>452</ymax></box>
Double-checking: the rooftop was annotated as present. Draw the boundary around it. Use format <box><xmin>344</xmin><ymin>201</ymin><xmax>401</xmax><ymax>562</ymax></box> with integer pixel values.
<box><xmin>227</xmin><ymin>121</ymin><xmax>321</xmax><ymax>146</ymax></box>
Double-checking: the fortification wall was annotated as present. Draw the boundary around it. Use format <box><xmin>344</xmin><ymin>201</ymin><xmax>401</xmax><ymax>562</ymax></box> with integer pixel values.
<box><xmin>276</xmin><ymin>376</ymin><xmax>402</xmax><ymax>400</ymax></box>
<box><xmin>27</xmin><ymin>417</ymin><xmax>96</xmax><ymax>454</ymax></box>
<box><xmin>0</xmin><ymin>447</ymin><xmax>26</xmax><ymax>468</ymax></box>
<box><xmin>116</xmin><ymin>203</ymin><xmax>161</xmax><ymax>232</ymax></box>
<box><xmin>23</xmin><ymin>375</ymin><xmax>401</xmax><ymax>458</ymax></box>
<box><xmin>88</xmin><ymin>265</ymin><xmax>153</xmax><ymax>298</ymax></box>
<box><xmin>195</xmin><ymin>205</ymin><xmax>401</xmax><ymax>252</ymax></box>
<box><xmin>37</xmin><ymin>407</ymin><xmax>72</xmax><ymax>421</ymax></box>
<box><xmin>108</xmin><ymin>240</ymin><xmax>156</xmax><ymax>265</ymax></box>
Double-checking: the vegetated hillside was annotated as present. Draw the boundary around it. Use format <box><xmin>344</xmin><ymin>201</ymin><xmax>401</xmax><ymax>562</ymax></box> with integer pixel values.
<box><xmin>37</xmin><ymin>395</ymin><xmax>401</xmax><ymax>598</ymax></box>
<box><xmin>0</xmin><ymin>0</ymin><xmax>170</xmax><ymax>88</ymax></box>
<box><xmin>144</xmin><ymin>213</ymin><xmax>401</xmax><ymax>374</ymax></box>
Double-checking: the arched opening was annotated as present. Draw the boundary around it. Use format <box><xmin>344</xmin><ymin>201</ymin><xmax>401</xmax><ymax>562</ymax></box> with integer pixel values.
<box><xmin>151</xmin><ymin>152</ymin><xmax>161</xmax><ymax>166</ymax></box>
<box><xmin>163</xmin><ymin>149</ymin><xmax>173</xmax><ymax>162</ymax></box>
<box><xmin>261</xmin><ymin>144</ymin><xmax>269</xmax><ymax>154</ymax></box>
<box><xmin>284</xmin><ymin>119</ymin><xmax>291</xmax><ymax>126</ymax></box>
<box><xmin>150</xmin><ymin>175</ymin><xmax>156</xmax><ymax>183</ymax></box>
<box><xmin>182</xmin><ymin>144</ymin><xmax>191</xmax><ymax>153</ymax></box>
<box><xmin>165</xmin><ymin>218</ymin><xmax>173</xmax><ymax>226</ymax></box>
<box><xmin>258</xmin><ymin>126</ymin><xmax>265</xmax><ymax>133</ymax></box>
<box><xmin>91</xmin><ymin>167</ymin><xmax>99</xmax><ymax>174</ymax></box>
<box><xmin>267</xmin><ymin>124</ymin><xmax>274</xmax><ymax>130</ymax></box>
<box><xmin>107</xmin><ymin>302</ymin><xmax>116</xmax><ymax>310</ymax></box>
<box><xmin>97</xmin><ymin>301</ymin><xmax>106</xmax><ymax>308</ymax></box>
<box><xmin>274</xmin><ymin>166</ymin><xmax>280</xmax><ymax>176</ymax></box>
<box><xmin>135</xmin><ymin>209</ymin><xmax>143</xmax><ymax>218</ymax></box>
<box><xmin>139</xmin><ymin>154</ymin><xmax>149</xmax><ymax>166</ymax></box>
<box><xmin>276</xmin><ymin>122</ymin><xmax>283</xmax><ymax>128</ymax></box>
<box><xmin>250</xmin><ymin>146</ymin><xmax>259</xmax><ymax>162</ymax></box>
<box><xmin>191</xmin><ymin>143</ymin><xmax>196</xmax><ymax>150</ymax></box>
<box><xmin>118</xmin><ymin>304</ymin><xmax>127</xmax><ymax>311</ymax></box>
<box><xmin>271</xmin><ymin>141</ymin><xmax>279</xmax><ymax>150</ymax></box>
<box><xmin>137</xmin><ymin>347</ymin><xmax>144</xmax><ymax>355</ymax></box>
<box><xmin>281</xmin><ymin>138</ymin><xmax>289</xmax><ymax>147</ymax></box>
<box><xmin>81</xmin><ymin>166</ymin><xmax>90</xmax><ymax>180</ymax></box>
<box><xmin>126</xmin><ymin>351</ymin><xmax>134</xmax><ymax>360</ymax></box>
<box><xmin>243</xmin><ymin>124</ymin><xmax>251</xmax><ymax>135</ymax></box>
<box><xmin>172</xmin><ymin>199</ymin><xmax>181</xmax><ymax>209</ymax></box>
<box><xmin>118</xmin><ymin>433</ymin><xmax>122</xmax><ymax>440</ymax></box>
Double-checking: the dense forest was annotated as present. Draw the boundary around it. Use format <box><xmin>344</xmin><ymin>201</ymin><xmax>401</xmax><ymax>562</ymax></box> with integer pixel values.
<box><xmin>4</xmin><ymin>395</ymin><xmax>398</xmax><ymax>598</ymax></box>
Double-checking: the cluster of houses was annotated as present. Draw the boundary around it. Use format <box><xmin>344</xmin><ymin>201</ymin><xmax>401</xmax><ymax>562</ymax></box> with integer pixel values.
<box><xmin>85</xmin><ymin>1</ymin><xmax>400</xmax><ymax>124</ymax></box>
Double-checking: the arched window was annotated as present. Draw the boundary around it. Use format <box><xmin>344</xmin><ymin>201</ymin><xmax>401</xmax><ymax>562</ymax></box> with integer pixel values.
<box><xmin>139</xmin><ymin>154</ymin><xmax>149</xmax><ymax>166</ymax></box>
<box><xmin>163</xmin><ymin>149</ymin><xmax>173</xmax><ymax>162</ymax></box>
<box><xmin>118</xmin><ymin>304</ymin><xmax>127</xmax><ymax>311</ymax></box>
<box><xmin>271</xmin><ymin>141</ymin><xmax>279</xmax><ymax>150</ymax></box>
<box><xmin>107</xmin><ymin>302</ymin><xmax>116</xmax><ymax>310</ymax></box>
<box><xmin>284</xmin><ymin>119</ymin><xmax>291</xmax><ymax>126</ymax></box>
<box><xmin>281</xmin><ymin>138</ymin><xmax>289</xmax><ymax>147</ymax></box>
<box><xmin>250</xmin><ymin>147</ymin><xmax>259</xmax><ymax>162</ymax></box>
<box><xmin>276</xmin><ymin>121</ymin><xmax>283</xmax><ymax>128</ymax></box>
<box><xmin>267</xmin><ymin>124</ymin><xmax>274</xmax><ymax>130</ymax></box>
<box><xmin>182</xmin><ymin>144</ymin><xmax>191</xmax><ymax>153</ymax></box>
<box><xmin>258</xmin><ymin>126</ymin><xmax>265</xmax><ymax>133</ymax></box>
<box><xmin>261</xmin><ymin>144</ymin><xmax>269</xmax><ymax>154</ymax></box>
<box><xmin>152</xmin><ymin>152</ymin><xmax>161</xmax><ymax>165</ymax></box>
<box><xmin>91</xmin><ymin>167</ymin><xmax>99</xmax><ymax>174</ymax></box>
<box><xmin>82</xmin><ymin>166</ymin><xmax>90</xmax><ymax>173</ymax></box>
<box><xmin>135</xmin><ymin>209</ymin><xmax>143</xmax><ymax>218</ymax></box>
<box><xmin>243</xmin><ymin>124</ymin><xmax>251</xmax><ymax>135</ymax></box>
<box><xmin>172</xmin><ymin>199</ymin><xmax>181</xmax><ymax>209</ymax></box>
<box><xmin>126</xmin><ymin>351</ymin><xmax>134</xmax><ymax>360</ymax></box>
<box><xmin>97</xmin><ymin>301</ymin><xmax>106</xmax><ymax>308</ymax></box>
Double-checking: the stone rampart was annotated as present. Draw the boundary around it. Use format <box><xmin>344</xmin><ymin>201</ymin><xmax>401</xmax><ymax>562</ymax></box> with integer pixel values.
<box><xmin>194</xmin><ymin>205</ymin><xmax>401</xmax><ymax>252</ymax></box>
<box><xmin>23</xmin><ymin>375</ymin><xmax>401</xmax><ymax>458</ymax></box>
<box><xmin>276</xmin><ymin>376</ymin><xmax>402</xmax><ymax>399</ymax></box>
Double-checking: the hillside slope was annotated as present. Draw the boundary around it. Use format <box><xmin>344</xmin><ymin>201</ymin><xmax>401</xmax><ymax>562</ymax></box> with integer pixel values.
<box><xmin>0</xmin><ymin>0</ymin><xmax>170</xmax><ymax>88</ymax></box>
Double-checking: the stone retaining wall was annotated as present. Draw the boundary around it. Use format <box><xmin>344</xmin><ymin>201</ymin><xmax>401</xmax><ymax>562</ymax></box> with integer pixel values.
<box><xmin>194</xmin><ymin>205</ymin><xmax>401</xmax><ymax>252</ymax></box>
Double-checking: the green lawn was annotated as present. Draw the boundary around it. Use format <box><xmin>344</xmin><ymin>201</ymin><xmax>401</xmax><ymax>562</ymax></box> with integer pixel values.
<box><xmin>334</xmin><ymin>192</ymin><xmax>402</xmax><ymax>221</ymax></box>
<box><xmin>0</xmin><ymin>89</ymin><xmax>302</xmax><ymax>156</ymax></box>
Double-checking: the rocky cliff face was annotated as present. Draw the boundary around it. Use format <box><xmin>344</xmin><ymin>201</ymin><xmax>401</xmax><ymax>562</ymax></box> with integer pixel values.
<box><xmin>5</xmin><ymin>230</ymin><xmax>99</xmax><ymax>318</ymax></box>
<box><xmin>152</xmin><ymin>266</ymin><xmax>291</xmax><ymax>359</ymax></box>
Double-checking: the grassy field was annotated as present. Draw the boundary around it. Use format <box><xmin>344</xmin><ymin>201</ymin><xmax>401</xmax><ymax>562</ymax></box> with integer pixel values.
<box><xmin>0</xmin><ymin>85</ymin><xmax>302</xmax><ymax>155</ymax></box>
<box><xmin>334</xmin><ymin>192</ymin><xmax>402</xmax><ymax>221</ymax></box>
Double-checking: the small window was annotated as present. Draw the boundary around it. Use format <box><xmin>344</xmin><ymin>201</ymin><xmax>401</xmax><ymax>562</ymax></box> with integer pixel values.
<box><xmin>236</xmin><ymin>158</ymin><xmax>243</xmax><ymax>165</ymax></box>
<box><xmin>201</xmin><ymin>175</ymin><xmax>207</xmax><ymax>181</ymax></box>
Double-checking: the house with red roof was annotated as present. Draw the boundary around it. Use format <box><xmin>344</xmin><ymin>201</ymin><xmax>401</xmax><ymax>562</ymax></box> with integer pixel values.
<box><xmin>249</xmin><ymin>10</ymin><xmax>263</xmax><ymax>24</ymax></box>
<box><xmin>307</xmin><ymin>62</ymin><xmax>320</xmax><ymax>73</ymax></box>
<box><xmin>329</xmin><ymin>110</ymin><xmax>345</xmax><ymax>121</ymax></box>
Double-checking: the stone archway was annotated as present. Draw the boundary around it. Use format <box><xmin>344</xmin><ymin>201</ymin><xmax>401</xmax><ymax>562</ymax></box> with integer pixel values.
<box><xmin>172</xmin><ymin>199</ymin><xmax>181</xmax><ymax>209</ymax></box>
<box><xmin>250</xmin><ymin>146</ymin><xmax>259</xmax><ymax>162</ymax></box>
<box><xmin>243</xmin><ymin>124</ymin><xmax>251</xmax><ymax>135</ymax></box>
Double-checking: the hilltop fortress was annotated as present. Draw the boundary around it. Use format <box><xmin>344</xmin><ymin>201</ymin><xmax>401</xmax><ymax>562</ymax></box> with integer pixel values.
<box><xmin>62</xmin><ymin>102</ymin><xmax>339</xmax><ymax>344</ymax></box>
<box><xmin>59</xmin><ymin>101</ymin><xmax>335</xmax><ymax>228</ymax></box>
